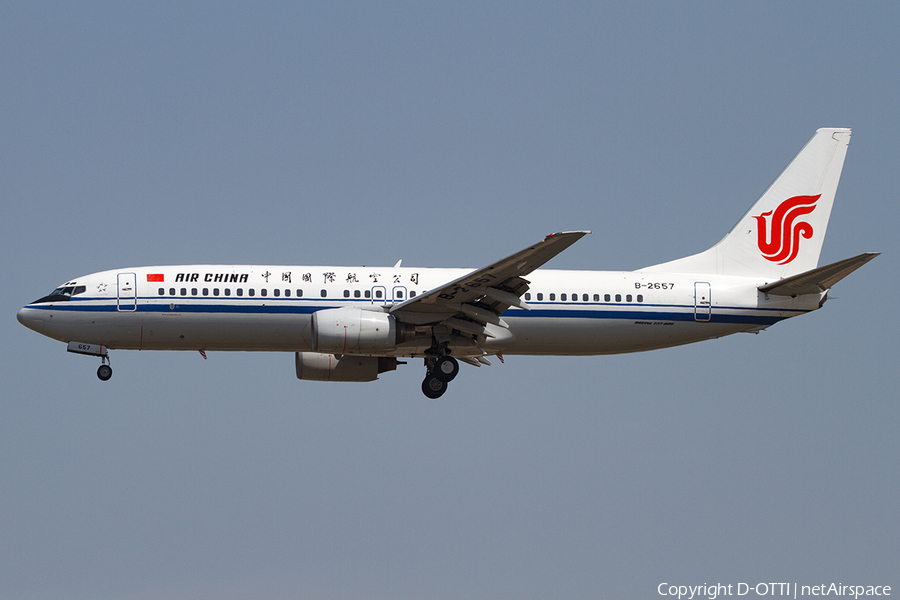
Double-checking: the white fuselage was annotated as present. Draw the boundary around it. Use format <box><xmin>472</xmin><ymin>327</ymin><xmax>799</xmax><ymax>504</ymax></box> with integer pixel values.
<box><xmin>17</xmin><ymin>264</ymin><xmax>821</xmax><ymax>357</ymax></box>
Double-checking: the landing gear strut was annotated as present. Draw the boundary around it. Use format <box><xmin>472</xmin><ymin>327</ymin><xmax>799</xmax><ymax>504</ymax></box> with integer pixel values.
<box><xmin>421</xmin><ymin>354</ymin><xmax>459</xmax><ymax>398</ymax></box>
<box><xmin>67</xmin><ymin>342</ymin><xmax>112</xmax><ymax>381</ymax></box>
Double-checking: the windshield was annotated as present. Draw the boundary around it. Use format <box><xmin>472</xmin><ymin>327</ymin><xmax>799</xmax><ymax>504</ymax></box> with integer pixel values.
<box><xmin>50</xmin><ymin>286</ymin><xmax>74</xmax><ymax>297</ymax></box>
<box><xmin>48</xmin><ymin>285</ymin><xmax>86</xmax><ymax>297</ymax></box>
<box><xmin>32</xmin><ymin>284</ymin><xmax>87</xmax><ymax>304</ymax></box>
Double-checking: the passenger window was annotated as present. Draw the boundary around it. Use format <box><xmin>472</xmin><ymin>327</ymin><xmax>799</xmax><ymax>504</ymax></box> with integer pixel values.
<box><xmin>191</xmin><ymin>288</ymin><xmax>198</xmax><ymax>296</ymax></box>
<box><xmin>213</xmin><ymin>288</ymin><xmax>219</xmax><ymax>296</ymax></box>
<box><xmin>572</xmin><ymin>293</ymin><xmax>578</xmax><ymax>301</ymax></box>
<box><xmin>583</xmin><ymin>294</ymin><xmax>588</xmax><ymax>302</ymax></box>
<box><xmin>593</xmin><ymin>294</ymin><xmax>599</xmax><ymax>301</ymax></box>
<box><xmin>561</xmin><ymin>293</ymin><xmax>567</xmax><ymax>301</ymax></box>
<box><xmin>549</xmin><ymin>293</ymin><xmax>556</xmax><ymax>301</ymax></box>
<box><xmin>158</xmin><ymin>288</ymin><xmax>165</xmax><ymax>296</ymax></box>
<box><xmin>261</xmin><ymin>289</ymin><xmax>267</xmax><ymax>297</ymax></box>
<box><xmin>397</xmin><ymin>291</ymin><xmax>404</xmax><ymax>299</ymax></box>
<box><xmin>365</xmin><ymin>290</ymin><xmax>371</xmax><ymax>298</ymax></box>
<box><xmin>410</xmin><ymin>291</ymin><xmax>416</xmax><ymax>298</ymax></box>
<box><xmin>249</xmin><ymin>289</ymin><xmax>255</xmax><ymax>296</ymax></box>
<box><xmin>605</xmin><ymin>294</ymin><xmax>611</xmax><ymax>302</ymax></box>
<box><xmin>343</xmin><ymin>290</ymin><xmax>350</xmax><ymax>298</ymax></box>
<box><xmin>320</xmin><ymin>289</ymin><xmax>327</xmax><ymax>297</ymax></box>
<box><xmin>273</xmin><ymin>289</ymin><xmax>280</xmax><ymax>297</ymax></box>
<box><xmin>169</xmin><ymin>288</ymin><xmax>176</xmax><ymax>296</ymax></box>
<box><xmin>180</xmin><ymin>288</ymin><xmax>187</xmax><ymax>296</ymax></box>
<box><xmin>237</xmin><ymin>288</ymin><xmax>243</xmax><ymax>296</ymax></box>
<box><xmin>225</xmin><ymin>289</ymin><xmax>231</xmax><ymax>296</ymax></box>
<box><xmin>537</xmin><ymin>293</ymin><xmax>543</xmax><ymax>301</ymax></box>
<box><xmin>637</xmin><ymin>295</ymin><xmax>643</xmax><ymax>302</ymax></box>
<box><xmin>203</xmin><ymin>288</ymin><xmax>209</xmax><ymax>296</ymax></box>
<box><xmin>285</xmin><ymin>289</ymin><xmax>291</xmax><ymax>297</ymax></box>
<box><xmin>615</xmin><ymin>294</ymin><xmax>621</xmax><ymax>302</ymax></box>
<box><xmin>524</xmin><ymin>292</ymin><xmax>531</xmax><ymax>301</ymax></box>
<box><xmin>297</xmin><ymin>290</ymin><xmax>303</xmax><ymax>297</ymax></box>
<box><xmin>376</xmin><ymin>290</ymin><xmax>383</xmax><ymax>299</ymax></box>
<box><xmin>354</xmin><ymin>290</ymin><xmax>361</xmax><ymax>298</ymax></box>
<box><xmin>626</xmin><ymin>294</ymin><xmax>632</xmax><ymax>302</ymax></box>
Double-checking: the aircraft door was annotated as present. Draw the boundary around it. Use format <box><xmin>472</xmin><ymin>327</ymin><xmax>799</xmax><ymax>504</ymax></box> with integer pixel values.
<box><xmin>117</xmin><ymin>272</ymin><xmax>137</xmax><ymax>312</ymax></box>
<box><xmin>694</xmin><ymin>282</ymin><xmax>711</xmax><ymax>322</ymax></box>
<box><xmin>371</xmin><ymin>285</ymin><xmax>386</xmax><ymax>304</ymax></box>
<box><xmin>392</xmin><ymin>286</ymin><xmax>407</xmax><ymax>303</ymax></box>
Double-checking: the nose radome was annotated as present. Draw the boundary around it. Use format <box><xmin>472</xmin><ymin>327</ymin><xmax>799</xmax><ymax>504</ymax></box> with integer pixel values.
<box><xmin>17</xmin><ymin>307</ymin><xmax>44</xmax><ymax>333</ymax></box>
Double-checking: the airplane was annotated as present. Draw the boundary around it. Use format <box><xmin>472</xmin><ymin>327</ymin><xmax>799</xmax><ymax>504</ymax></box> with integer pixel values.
<box><xmin>17</xmin><ymin>128</ymin><xmax>878</xmax><ymax>398</ymax></box>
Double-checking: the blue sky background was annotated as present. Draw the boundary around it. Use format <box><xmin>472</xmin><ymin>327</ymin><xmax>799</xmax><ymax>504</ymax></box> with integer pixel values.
<box><xmin>2</xmin><ymin>3</ymin><xmax>898</xmax><ymax>599</ymax></box>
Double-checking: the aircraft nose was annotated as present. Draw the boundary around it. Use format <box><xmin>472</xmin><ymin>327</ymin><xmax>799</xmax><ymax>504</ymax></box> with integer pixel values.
<box><xmin>17</xmin><ymin>307</ymin><xmax>44</xmax><ymax>333</ymax></box>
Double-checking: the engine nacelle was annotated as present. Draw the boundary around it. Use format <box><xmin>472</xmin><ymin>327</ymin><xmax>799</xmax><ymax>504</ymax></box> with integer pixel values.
<box><xmin>311</xmin><ymin>307</ymin><xmax>415</xmax><ymax>354</ymax></box>
<box><xmin>295</xmin><ymin>352</ymin><xmax>398</xmax><ymax>382</ymax></box>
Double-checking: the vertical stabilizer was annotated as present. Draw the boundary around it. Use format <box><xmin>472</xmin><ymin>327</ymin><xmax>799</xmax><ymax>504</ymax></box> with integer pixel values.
<box><xmin>644</xmin><ymin>128</ymin><xmax>851</xmax><ymax>279</ymax></box>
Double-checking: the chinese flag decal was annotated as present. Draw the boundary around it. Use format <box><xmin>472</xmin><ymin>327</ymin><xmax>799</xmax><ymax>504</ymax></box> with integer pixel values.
<box><xmin>147</xmin><ymin>274</ymin><xmax>164</xmax><ymax>282</ymax></box>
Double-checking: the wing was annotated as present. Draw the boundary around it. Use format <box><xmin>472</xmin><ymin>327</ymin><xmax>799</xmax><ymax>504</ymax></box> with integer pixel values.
<box><xmin>390</xmin><ymin>231</ymin><xmax>590</xmax><ymax>340</ymax></box>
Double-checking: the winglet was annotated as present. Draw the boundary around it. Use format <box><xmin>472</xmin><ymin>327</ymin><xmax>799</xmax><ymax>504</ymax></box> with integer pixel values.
<box><xmin>546</xmin><ymin>230</ymin><xmax>592</xmax><ymax>240</ymax></box>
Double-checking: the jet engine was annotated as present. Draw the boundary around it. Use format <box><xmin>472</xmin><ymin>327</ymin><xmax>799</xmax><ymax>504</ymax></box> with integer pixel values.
<box><xmin>311</xmin><ymin>307</ymin><xmax>415</xmax><ymax>354</ymax></box>
<box><xmin>295</xmin><ymin>352</ymin><xmax>398</xmax><ymax>382</ymax></box>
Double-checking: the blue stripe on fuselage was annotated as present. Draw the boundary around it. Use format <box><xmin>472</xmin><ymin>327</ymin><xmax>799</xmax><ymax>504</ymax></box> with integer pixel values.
<box><xmin>24</xmin><ymin>297</ymin><xmax>799</xmax><ymax>326</ymax></box>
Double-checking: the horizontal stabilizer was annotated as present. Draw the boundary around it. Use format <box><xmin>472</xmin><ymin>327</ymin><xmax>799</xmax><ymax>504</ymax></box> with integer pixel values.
<box><xmin>759</xmin><ymin>252</ymin><xmax>879</xmax><ymax>296</ymax></box>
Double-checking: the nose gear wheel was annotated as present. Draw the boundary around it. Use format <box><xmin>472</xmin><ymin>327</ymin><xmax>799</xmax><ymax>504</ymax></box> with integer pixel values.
<box><xmin>97</xmin><ymin>364</ymin><xmax>112</xmax><ymax>381</ymax></box>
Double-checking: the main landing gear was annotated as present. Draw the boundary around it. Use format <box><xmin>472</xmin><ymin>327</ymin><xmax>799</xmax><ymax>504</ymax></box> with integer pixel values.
<box><xmin>421</xmin><ymin>354</ymin><xmax>459</xmax><ymax>399</ymax></box>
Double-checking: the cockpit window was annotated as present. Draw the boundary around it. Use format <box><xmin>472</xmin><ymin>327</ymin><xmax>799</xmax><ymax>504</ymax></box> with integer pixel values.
<box><xmin>51</xmin><ymin>286</ymin><xmax>76</xmax><ymax>297</ymax></box>
<box><xmin>32</xmin><ymin>283</ymin><xmax>85</xmax><ymax>304</ymax></box>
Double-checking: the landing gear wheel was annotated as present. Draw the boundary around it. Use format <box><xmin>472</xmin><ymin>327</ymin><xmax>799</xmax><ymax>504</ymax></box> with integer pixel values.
<box><xmin>434</xmin><ymin>355</ymin><xmax>459</xmax><ymax>382</ymax></box>
<box><xmin>97</xmin><ymin>364</ymin><xmax>113</xmax><ymax>381</ymax></box>
<box><xmin>422</xmin><ymin>374</ymin><xmax>447</xmax><ymax>399</ymax></box>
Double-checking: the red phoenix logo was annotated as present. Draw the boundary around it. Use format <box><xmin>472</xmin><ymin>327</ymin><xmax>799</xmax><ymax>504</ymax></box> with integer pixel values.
<box><xmin>753</xmin><ymin>194</ymin><xmax>820</xmax><ymax>264</ymax></box>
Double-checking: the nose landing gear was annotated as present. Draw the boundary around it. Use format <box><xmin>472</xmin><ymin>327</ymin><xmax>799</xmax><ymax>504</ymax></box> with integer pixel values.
<box><xmin>67</xmin><ymin>341</ymin><xmax>112</xmax><ymax>381</ymax></box>
<box><xmin>97</xmin><ymin>363</ymin><xmax>112</xmax><ymax>381</ymax></box>
<box><xmin>97</xmin><ymin>354</ymin><xmax>112</xmax><ymax>381</ymax></box>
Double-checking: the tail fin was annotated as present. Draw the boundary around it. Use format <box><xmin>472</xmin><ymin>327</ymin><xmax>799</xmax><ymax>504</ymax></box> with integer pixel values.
<box><xmin>644</xmin><ymin>128</ymin><xmax>851</xmax><ymax>279</ymax></box>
